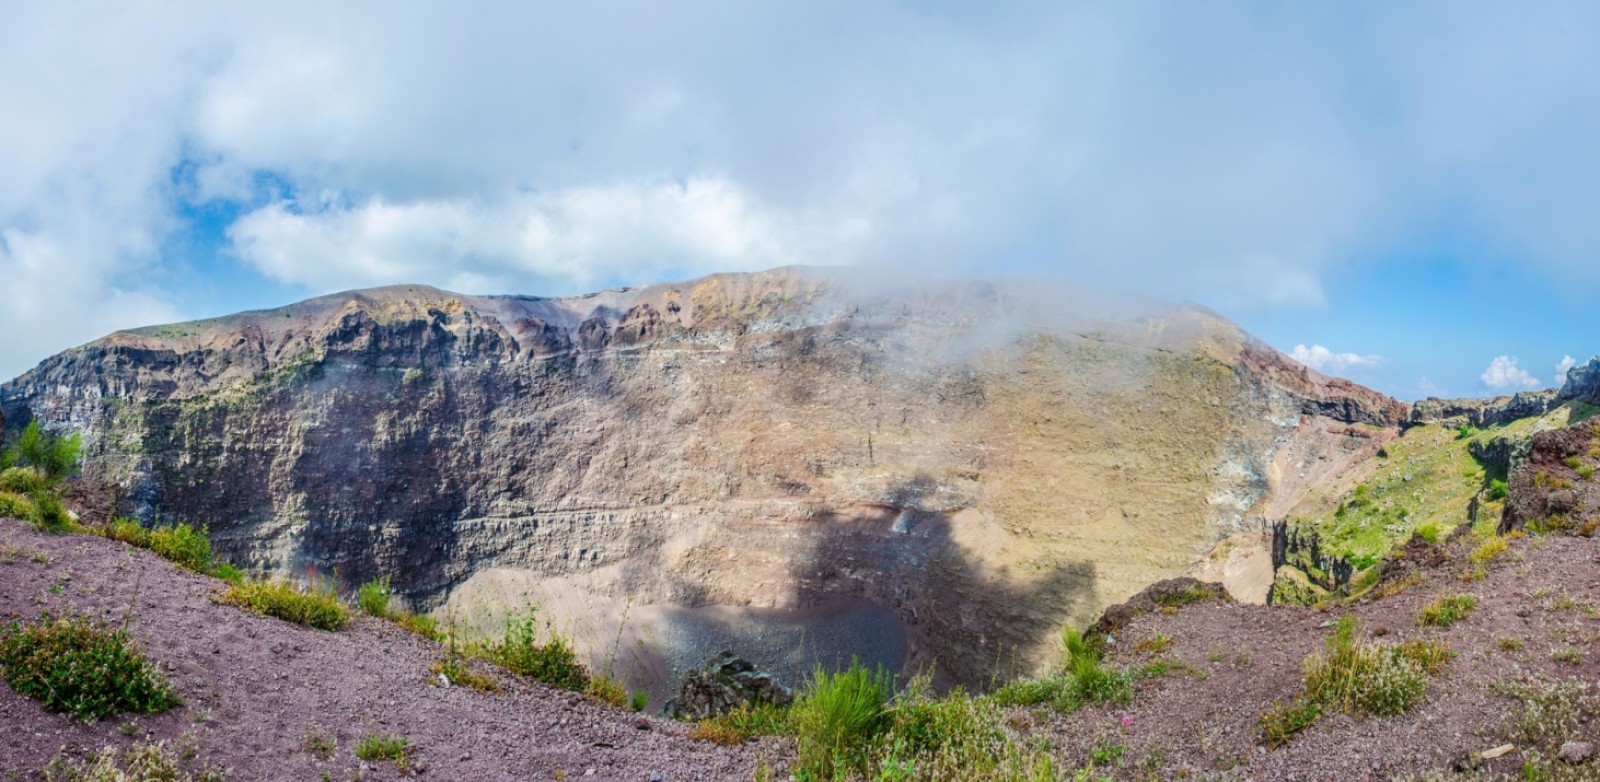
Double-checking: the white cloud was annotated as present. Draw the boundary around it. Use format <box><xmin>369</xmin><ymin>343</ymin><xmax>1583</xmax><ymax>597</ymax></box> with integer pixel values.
<box><xmin>7</xmin><ymin>2</ymin><xmax>1600</xmax><ymax>379</ymax></box>
<box><xmin>1481</xmin><ymin>356</ymin><xmax>1543</xmax><ymax>392</ymax></box>
<box><xmin>227</xmin><ymin>178</ymin><xmax>869</xmax><ymax>294</ymax></box>
<box><xmin>1291</xmin><ymin>344</ymin><xmax>1382</xmax><ymax>375</ymax></box>
<box><xmin>1557</xmin><ymin>355</ymin><xmax>1578</xmax><ymax>382</ymax></box>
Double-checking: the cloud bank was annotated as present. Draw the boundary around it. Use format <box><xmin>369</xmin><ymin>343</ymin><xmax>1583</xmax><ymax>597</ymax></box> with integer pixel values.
<box><xmin>7</xmin><ymin>2</ymin><xmax>1600</xmax><ymax>381</ymax></box>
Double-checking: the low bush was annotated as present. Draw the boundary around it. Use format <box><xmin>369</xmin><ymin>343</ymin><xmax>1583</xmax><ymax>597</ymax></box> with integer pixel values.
<box><xmin>1418</xmin><ymin>594</ymin><xmax>1478</xmax><ymax>627</ymax></box>
<box><xmin>481</xmin><ymin>609</ymin><xmax>588</xmax><ymax>691</ymax></box>
<box><xmin>790</xmin><ymin>660</ymin><xmax>893</xmax><ymax>779</ymax></box>
<box><xmin>27</xmin><ymin>490</ymin><xmax>74</xmax><ymax>534</ymax></box>
<box><xmin>357</xmin><ymin>577</ymin><xmax>391</xmax><ymax>618</ymax></box>
<box><xmin>2</xmin><ymin>422</ymin><xmax>82</xmax><ymax>481</ymax></box>
<box><xmin>0</xmin><ymin>466</ymin><xmax>50</xmax><ymax>494</ymax></box>
<box><xmin>146</xmin><ymin>524</ymin><xmax>214</xmax><ymax>573</ymax></box>
<box><xmin>392</xmin><ymin>611</ymin><xmax>443</xmax><ymax>641</ymax></box>
<box><xmin>0</xmin><ymin>491</ymin><xmax>36</xmax><ymax>522</ymax></box>
<box><xmin>1260</xmin><ymin>616</ymin><xmax>1444</xmax><ymax>747</ymax></box>
<box><xmin>0</xmin><ymin>615</ymin><xmax>181</xmax><ymax>721</ymax></box>
<box><xmin>630</xmin><ymin>690</ymin><xmax>649</xmax><ymax>712</ymax></box>
<box><xmin>216</xmin><ymin>580</ymin><xmax>349</xmax><ymax>631</ymax></box>
<box><xmin>1488</xmin><ymin>479</ymin><xmax>1509</xmax><ymax>501</ymax></box>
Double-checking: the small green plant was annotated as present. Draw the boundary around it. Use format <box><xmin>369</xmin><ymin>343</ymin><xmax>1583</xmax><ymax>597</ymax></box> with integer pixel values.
<box><xmin>1495</xmin><ymin>675</ymin><xmax>1597</xmax><ymax>751</ymax></box>
<box><xmin>1414</xmin><ymin>522</ymin><xmax>1442</xmax><ymax>545</ymax></box>
<box><xmin>630</xmin><ymin>690</ymin><xmax>649</xmax><ymax>712</ymax></box>
<box><xmin>392</xmin><ymin>612</ymin><xmax>443</xmax><ymax>641</ymax></box>
<box><xmin>0</xmin><ymin>615</ymin><xmax>181</xmax><ymax>721</ymax></box>
<box><xmin>790</xmin><ymin>660</ymin><xmax>892</xmax><ymax>779</ymax></box>
<box><xmin>1496</xmin><ymin>636</ymin><xmax>1526</xmax><ymax>652</ymax></box>
<box><xmin>26</xmin><ymin>491</ymin><xmax>74</xmax><ymax>534</ymax></box>
<box><xmin>354</xmin><ymin>733</ymin><xmax>408</xmax><ymax>763</ymax></box>
<box><xmin>1133</xmin><ymin>634</ymin><xmax>1170</xmax><ymax>655</ymax></box>
<box><xmin>687</xmin><ymin>701</ymin><xmax>793</xmax><ymax>745</ymax></box>
<box><xmin>1258</xmin><ymin>698</ymin><xmax>1322</xmax><ymax>750</ymax></box>
<box><xmin>212</xmin><ymin>563</ymin><xmax>245</xmax><ymax>585</ymax></box>
<box><xmin>1488</xmin><ymin>479</ymin><xmax>1509</xmax><ymax>501</ymax></box>
<box><xmin>0</xmin><ymin>466</ymin><xmax>50</xmax><ymax>494</ymax></box>
<box><xmin>1418</xmin><ymin>594</ymin><xmax>1478</xmax><ymax>627</ymax></box>
<box><xmin>0</xmin><ymin>491</ymin><xmax>35</xmax><ymax>522</ymax></box>
<box><xmin>1580</xmin><ymin>465</ymin><xmax>1596</xmax><ymax>481</ymax></box>
<box><xmin>357</xmin><ymin>577</ymin><xmax>391</xmax><ymax>618</ymax></box>
<box><xmin>146</xmin><ymin>524</ymin><xmax>214</xmax><ymax>573</ymax></box>
<box><xmin>430</xmin><ymin>655</ymin><xmax>500</xmax><ymax>693</ymax></box>
<box><xmin>216</xmin><ymin>579</ymin><xmax>349</xmax><ymax>631</ymax></box>
<box><xmin>482</xmin><ymin>609</ymin><xmax>588</xmax><ymax>691</ymax></box>
<box><xmin>1465</xmin><ymin>534</ymin><xmax>1504</xmax><ymax>562</ymax></box>
<box><xmin>1153</xmin><ymin>584</ymin><xmax>1216</xmax><ymax>611</ymax></box>
<box><xmin>584</xmin><ymin>675</ymin><xmax>627</xmax><ymax>708</ymax></box>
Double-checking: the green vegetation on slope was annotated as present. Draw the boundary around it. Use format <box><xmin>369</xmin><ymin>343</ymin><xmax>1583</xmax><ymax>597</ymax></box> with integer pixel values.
<box><xmin>1273</xmin><ymin>405</ymin><xmax>1592</xmax><ymax>606</ymax></box>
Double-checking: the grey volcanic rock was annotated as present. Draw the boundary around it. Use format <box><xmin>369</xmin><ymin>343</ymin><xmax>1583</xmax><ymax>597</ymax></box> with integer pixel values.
<box><xmin>1410</xmin><ymin>391</ymin><xmax>1558</xmax><ymax>429</ymax></box>
<box><xmin>1558</xmin><ymin>356</ymin><xmax>1600</xmax><ymax>404</ymax></box>
<box><xmin>0</xmin><ymin>268</ymin><xmax>1407</xmax><ymax>688</ymax></box>
<box><xmin>662</xmin><ymin>652</ymin><xmax>792</xmax><ymax>720</ymax></box>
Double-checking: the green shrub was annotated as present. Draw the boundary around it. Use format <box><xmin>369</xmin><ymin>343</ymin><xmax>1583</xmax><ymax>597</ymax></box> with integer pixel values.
<box><xmin>354</xmin><ymin>733</ymin><xmax>408</xmax><ymax>763</ymax></box>
<box><xmin>1063</xmin><ymin>628</ymin><xmax>1131</xmax><ymax>705</ymax></box>
<box><xmin>212</xmin><ymin>563</ymin><xmax>245</xmax><ymax>585</ymax></box>
<box><xmin>104</xmin><ymin>517</ymin><xmax>149</xmax><ymax>546</ymax></box>
<box><xmin>1419</xmin><ymin>594</ymin><xmax>1478</xmax><ymax>627</ymax></box>
<box><xmin>1488</xmin><ymin>479</ymin><xmax>1509</xmax><ymax>500</ymax></box>
<box><xmin>1414</xmin><ymin>522</ymin><xmax>1442</xmax><ymax>545</ymax></box>
<box><xmin>217</xmin><ymin>580</ymin><xmax>349</xmax><ymax>631</ymax></box>
<box><xmin>27</xmin><ymin>490</ymin><xmax>74</xmax><ymax>534</ymax></box>
<box><xmin>630</xmin><ymin>690</ymin><xmax>649</xmax><ymax>712</ymax></box>
<box><xmin>0</xmin><ymin>491</ymin><xmax>36</xmax><ymax>522</ymax></box>
<box><xmin>790</xmin><ymin>660</ymin><xmax>892</xmax><ymax>779</ymax></box>
<box><xmin>0</xmin><ymin>466</ymin><xmax>49</xmax><ymax>494</ymax></box>
<box><xmin>357</xmin><ymin>577</ymin><xmax>391</xmax><ymax>618</ymax></box>
<box><xmin>1303</xmin><ymin>616</ymin><xmax>1427</xmax><ymax>717</ymax></box>
<box><xmin>481</xmin><ymin>609</ymin><xmax>588</xmax><ymax>691</ymax></box>
<box><xmin>0</xmin><ymin>615</ymin><xmax>181</xmax><ymax>721</ymax></box>
<box><xmin>146</xmin><ymin>524</ymin><xmax>214</xmax><ymax>573</ymax></box>
<box><xmin>1395</xmin><ymin>639</ymin><xmax>1453</xmax><ymax>674</ymax></box>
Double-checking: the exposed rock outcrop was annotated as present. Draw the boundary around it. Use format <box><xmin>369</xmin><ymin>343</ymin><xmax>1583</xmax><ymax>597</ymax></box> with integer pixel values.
<box><xmin>1410</xmin><ymin>391</ymin><xmax>1558</xmax><ymax>429</ymax></box>
<box><xmin>1500</xmin><ymin>421</ymin><xmax>1600</xmax><ymax>535</ymax></box>
<box><xmin>662</xmin><ymin>652</ymin><xmax>792</xmax><ymax>720</ymax></box>
<box><xmin>1558</xmin><ymin>357</ymin><xmax>1600</xmax><ymax>405</ymax></box>
<box><xmin>1085</xmin><ymin>577</ymin><xmax>1231</xmax><ymax>644</ymax></box>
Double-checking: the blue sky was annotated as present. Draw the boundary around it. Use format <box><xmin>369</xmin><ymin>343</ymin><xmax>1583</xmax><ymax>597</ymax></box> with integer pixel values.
<box><xmin>2</xmin><ymin>2</ymin><xmax>1598</xmax><ymax>400</ymax></box>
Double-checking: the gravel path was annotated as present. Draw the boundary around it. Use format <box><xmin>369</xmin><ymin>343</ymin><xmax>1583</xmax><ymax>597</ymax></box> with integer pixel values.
<box><xmin>0</xmin><ymin>519</ymin><xmax>782</xmax><ymax>781</ymax></box>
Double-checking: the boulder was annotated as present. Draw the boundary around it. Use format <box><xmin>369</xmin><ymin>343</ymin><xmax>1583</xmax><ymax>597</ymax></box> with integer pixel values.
<box><xmin>1559</xmin><ymin>741</ymin><xmax>1594</xmax><ymax>764</ymax></box>
<box><xmin>662</xmin><ymin>651</ymin><xmax>792</xmax><ymax>720</ymax></box>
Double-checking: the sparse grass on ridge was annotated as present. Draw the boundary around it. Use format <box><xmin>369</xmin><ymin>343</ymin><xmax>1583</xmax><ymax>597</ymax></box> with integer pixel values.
<box><xmin>215</xmin><ymin>579</ymin><xmax>349</xmax><ymax>631</ymax></box>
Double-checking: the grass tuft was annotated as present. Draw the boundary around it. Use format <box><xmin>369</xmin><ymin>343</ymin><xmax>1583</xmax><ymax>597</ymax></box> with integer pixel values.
<box><xmin>0</xmin><ymin>615</ymin><xmax>181</xmax><ymax>722</ymax></box>
<box><xmin>216</xmin><ymin>580</ymin><xmax>349</xmax><ymax>631</ymax></box>
<box><xmin>790</xmin><ymin>660</ymin><xmax>892</xmax><ymax>779</ymax></box>
<box><xmin>1418</xmin><ymin>593</ymin><xmax>1478</xmax><ymax>627</ymax></box>
<box><xmin>357</xmin><ymin>577</ymin><xmax>390</xmax><ymax>618</ymax></box>
<box><xmin>354</xmin><ymin>733</ymin><xmax>408</xmax><ymax>763</ymax></box>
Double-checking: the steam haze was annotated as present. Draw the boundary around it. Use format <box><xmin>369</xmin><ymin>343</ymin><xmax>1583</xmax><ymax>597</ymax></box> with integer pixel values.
<box><xmin>3</xmin><ymin>1</ymin><xmax>1599</xmax><ymax>396</ymax></box>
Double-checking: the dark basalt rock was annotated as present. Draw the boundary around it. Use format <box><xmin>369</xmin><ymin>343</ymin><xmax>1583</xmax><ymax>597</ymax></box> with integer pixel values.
<box><xmin>1085</xmin><ymin>577</ymin><xmax>1231</xmax><ymax>644</ymax></box>
<box><xmin>661</xmin><ymin>651</ymin><xmax>792</xmax><ymax>720</ymax></box>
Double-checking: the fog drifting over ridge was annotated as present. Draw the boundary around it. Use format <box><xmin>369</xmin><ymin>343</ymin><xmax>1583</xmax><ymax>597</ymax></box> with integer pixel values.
<box><xmin>4</xmin><ymin>2</ymin><xmax>1600</xmax><ymax>392</ymax></box>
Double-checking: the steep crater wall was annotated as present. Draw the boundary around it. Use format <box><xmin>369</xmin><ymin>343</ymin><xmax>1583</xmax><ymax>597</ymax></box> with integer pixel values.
<box><xmin>0</xmin><ymin>269</ymin><xmax>1406</xmax><ymax>691</ymax></box>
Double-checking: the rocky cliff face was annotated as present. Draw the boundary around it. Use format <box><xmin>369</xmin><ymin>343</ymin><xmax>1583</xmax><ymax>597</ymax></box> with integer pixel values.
<box><xmin>0</xmin><ymin>268</ymin><xmax>1406</xmax><ymax>691</ymax></box>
